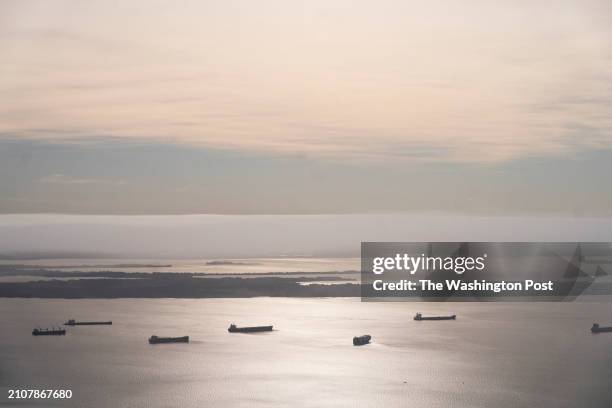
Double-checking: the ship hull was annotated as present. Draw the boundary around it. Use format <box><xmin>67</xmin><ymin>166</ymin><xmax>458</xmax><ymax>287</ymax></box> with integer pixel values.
<box><xmin>228</xmin><ymin>326</ymin><xmax>273</xmax><ymax>333</ymax></box>
<box><xmin>592</xmin><ymin>327</ymin><xmax>612</xmax><ymax>333</ymax></box>
<box><xmin>353</xmin><ymin>335</ymin><xmax>372</xmax><ymax>346</ymax></box>
<box><xmin>148</xmin><ymin>336</ymin><xmax>189</xmax><ymax>344</ymax></box>
<box><xmin>414</xmin><ymin>315</ymin><xmax>456</xmax><ymax>321</ymax></box>
<box><xmin>65</xmin><ymin>321</ymin><xmax>112</xmax><ymax>326</ymax></box>
<box><xmin>32</xmin><ymin>330</ymin><xmax>66</xmax><ymax>336</ymax></box>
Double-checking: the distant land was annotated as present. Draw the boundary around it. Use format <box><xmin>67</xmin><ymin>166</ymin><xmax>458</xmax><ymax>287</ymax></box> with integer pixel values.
<box><xmin>0</xmin><ymin>265</ymin><xmax>358</xmax><ymax>279</ymax></box>
<box><xmin>0</xmin><ymin>275</ymin><xmax>359</xmax><ymax>298</ymax></box>
<box><xmin>0</xmin><ymin>251</ymin><xmax>115</xmax><ymax>260</ymax></box>
<box><xmin>205</xmin><ymin>260</ymin><xmax>259</xmax><ymax>266</ymax></box>
<box><xmin>0</xmin><ymin>264</ymin><xmax>359</xmax><ymax>298</ymax></box>
<box><xmin>3</xmin><ymin>274</ymin><xmax>612</xmax><ymax>299</ymax></box>
<box><xmin>0</xmin><ymin>263</ymin><xmax>173</xmax><ymax>270</ymax></box>
<box><xmin>1</xmin><ymin>265</ymin><xmax>610</xmax><ymax>300</ymax></box>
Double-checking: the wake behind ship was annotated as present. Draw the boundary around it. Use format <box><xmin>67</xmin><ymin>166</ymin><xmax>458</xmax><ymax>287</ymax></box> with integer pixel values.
<box><xmin>228</xmin><ymin>324</ymin><xmax>273</xmax><ymax>333</ymax></box>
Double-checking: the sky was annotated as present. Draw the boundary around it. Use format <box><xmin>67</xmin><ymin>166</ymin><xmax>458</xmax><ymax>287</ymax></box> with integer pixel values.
<box><xmin>1</xmin><ymin>0</ymin><xmax>612</xmax><ymax>215</ymax></box>
<box><xmin>2</xmin><ymin>214</ymin><xmax>612</xmax><ymax>258</ymax></box>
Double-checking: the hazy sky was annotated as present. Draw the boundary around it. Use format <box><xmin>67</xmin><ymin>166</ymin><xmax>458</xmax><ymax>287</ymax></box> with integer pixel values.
<box><xmin>1</xmin><ymin>1</ymin><xmax>612</xmax><ymax>214</ymax></box>
<box><xmin>3</xmin><ymin>214</ymin><xmax>612</xmax><ymax>258</ymax></box>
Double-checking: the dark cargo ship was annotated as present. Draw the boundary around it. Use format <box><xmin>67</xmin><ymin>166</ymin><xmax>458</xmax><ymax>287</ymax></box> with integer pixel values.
<box><xmin>32</xmin><ymin>327</ymin><xmax>66</xmax><ymax>336</ymax></box>
<box><xmin>148</xmin><ymin>335</ymin><xmax>189</xmax><ymax>344</ymax></box>
<box><xmin>414</xmin><ymin>312</ymin><xmax>456</xmax><ymax>321</ymax></box>
<box><xmin>353</xmin><ymin>335</ymin><xmax>372</xmax><ymax>346</ymax></box>
<box><xmin>65</xmin><ymin>319</ymin><xmax>112</xmax><ymax>326</ymax></box>
<box><xmin>591</xmin><ymin>323</ymin><xmax>612</xmax><ymax>333</ymax></box>
<box><xmin>228</xmin><ymin>324</ymin><xmax>273</xmax><ymax>333</ymax></box>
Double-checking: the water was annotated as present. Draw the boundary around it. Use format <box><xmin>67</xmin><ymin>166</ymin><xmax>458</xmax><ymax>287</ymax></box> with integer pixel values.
<box><xmin>1</xmin><ymin>298</ymin><xmax>611</xmax><ymax>407</ymax></box>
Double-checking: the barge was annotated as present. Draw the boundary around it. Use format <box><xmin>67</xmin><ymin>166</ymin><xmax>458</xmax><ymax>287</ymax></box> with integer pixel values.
<box><xmin>591</xmin><ymin>323</ymin><xmax>612</xmax><ymax>333</ymax></box>
<box><xmin>414</xmin><ymin>312</ymin><xmax>456</xmax><ymax>321</ymax></box>
<box><xmin>228</xmin><ymin>324</ymin><xmax>273</xmax><ymax>333</ymax></box>
<box><xmin>148</xmin><ymin>335</ymin><xmax>189</xmax><ymax>344</ymax></box>
<box><xmin>32</xmin><ymin>327</ymin><xmax>66</xmax><ymax>336</ymax></box>
<box><xmin>65</xmin><ymin>319</ymin><xmax>112</xmax><ymax>326</ymax></box>
<box><xmin>353</xmin><ymin>335</ymin><xmax>372</xmax><ymax>346</ymax></box>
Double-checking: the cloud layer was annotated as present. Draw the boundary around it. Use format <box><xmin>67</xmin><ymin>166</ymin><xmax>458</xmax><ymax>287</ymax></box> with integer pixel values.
<box><xmin>2</xmin><ymin>0</ymin><xmax>612</xmax><ymax>163</ymax></box>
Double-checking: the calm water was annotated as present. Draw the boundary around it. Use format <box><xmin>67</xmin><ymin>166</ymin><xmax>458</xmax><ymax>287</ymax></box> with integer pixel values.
<box><xmin>1</xmin><ymin>298</ymin><xmax>612</xmax><ymax>407</ymax></box>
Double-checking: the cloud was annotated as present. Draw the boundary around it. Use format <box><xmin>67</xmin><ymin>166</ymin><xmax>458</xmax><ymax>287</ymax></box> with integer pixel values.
<box><xmin>1</xmin><ymin>1</ymin><xmax>612</xmax><ymax>164</ymax></box>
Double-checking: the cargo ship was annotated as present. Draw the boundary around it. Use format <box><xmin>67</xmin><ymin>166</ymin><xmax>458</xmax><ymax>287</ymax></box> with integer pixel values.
<box><xmin>353</xmin><ymin>335</ymin><xmax>372</xmax><ymax>346</ymax></box>
<box><xmin>228</xmin><ymin>324</ymin><xmax>273</xmax><ymax>333</ymax></box>
<box><xmin>591</xmin><ymin>323</ymin><xmax>612</xmax><ymax>333</ymax></box>
<box><xmin>65</xmin><ymin>319</ymin><xmax>112</xmax><ymax>326</ymax></box>
<box><xmin>414</xmin><ymin>312</ymin><xmax>456</xmax><ymax>321</ymax></box>
<box><xmin>32</xmin><ymin>327</ymin><xmax>66</xmax><ymax>336</ymax></box>
<box><xmin>148</xmin><ymin>335</ymin><xmax>189</xmax><ymax>344</ymax></box>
